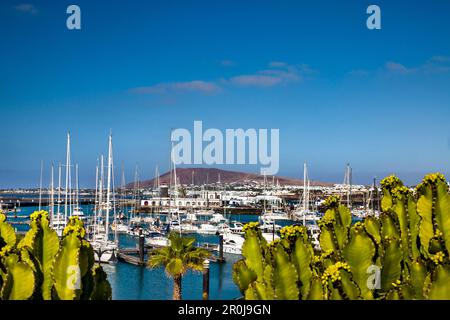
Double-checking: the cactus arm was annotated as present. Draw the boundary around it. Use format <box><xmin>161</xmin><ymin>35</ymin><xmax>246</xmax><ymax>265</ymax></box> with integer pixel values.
<box><xmin>339</xmin><ymin>270</ymin><xmax>360</xmax><ymax>299</ymax></box>
<box><xmin>364</xmin><ymin>216</ymin><xmax>381</xmax><ymax>245</ymax></box>
<box><xmin>334</xmin><ymin>206</ymin><xmax>351</xmax><ymax>251</ymax></box>
<box><xmin>244</xmin><ymin>284</ymin><xmax>258</xmax><ymax>300</ymax></box>
<box><xmin>410</xmin><ymin>260</ymin><xmax>427</xmax><ymax>299</ymax></box>
<box><xmin>232</xmin><ymin>259</ymin><xmax>257</xmax><ymax>294</ymax></box>
<box><xmin>381</xmin><ymin>189</ymin><xmax>393</xmax><ymax>212</ymax></box>
<box><xmin>273</xmin><ymin>247</ymin><xmax>299</xmax><ymax>300</ymax></box>
<box><xmin>380</xmin><ymin>239</ymin><xmax>402</xmax><ymax>291</ymax></box>
<box><xmin>393</xmin><ymin>195</ymin><xmax>411</xmax><ymax>261</ymax></box>
<box><xmin>427</xmin><ymin>265</ymin><xmax>450</xmax><ymax>299</ymax></box>
<box><xmin>40</xmin><ymin>222</ymin><xmax>60</xmax><ymax>300</ymax></box>
<box><xmin>416</xmin><ymin>185</ymin><xmax>434</xmax><ymax>257</ymax></box>
<box><xmin>435</xmin><ymin>181</ymin><xmax>450</xmax><ymax>253</ymax></box>
<box><xmin>343</xmin><ymin>224</ymin><xmax>376</xmax><ymax>299</ymax></box>
<box><xmin>1</xmin><ymin>254</ymin><xmax>35</xmax><ymax>300</ymax></box>
<box><xmin>90</xmin><ymin>265</ymin><xmax>112</xmax><ymax>300</ymax></box>
<box><xmin>407</xmin><ymin>197</ymin><xmax>421</xmax><ymax>260</ymax></box>
<box><xmin>242</xmin><ymin>230</ymin><xmax>265</xmax><ymax>280</ymax></box>
<box><xmin>262</xmin><ymin>264</ymin><xmax>275</xmax><ymax>299</ymax></box>
<box><xmin>337</xmin><ymin>205</ymin><xmax>352</xmax><ymax>229</ymax></box>
<box><xmin>0</xmin><ymin>222</ymin><xmax>16</xmax><ymax>248</ymax></box>
<box><xmin>380</xmin><ymin>214</ymin><xmax>400</xmax><ymax>240</ymax></box>
<box><xmin>291</xmin><ymin>237</ymin><xmax>313</xmax><ymax>298</ymax></box>
<box><xmin>306</xmin><ymin>277</ymin><xmax>324</xmax><ymax>300</ymax></box>
<box><xmin>52</xmin><ymin>232</ymin><xmax>82</xmax><ymax>300</ymax></box>
<box><xmin>319</xmin><ymin>227</ymin><xmax>338</xmax><ymax>254</ymax></box>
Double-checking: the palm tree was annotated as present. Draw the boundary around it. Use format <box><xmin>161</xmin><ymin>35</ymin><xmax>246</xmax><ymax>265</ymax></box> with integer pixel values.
<box><xmin>148</xmin><ymin>232</ymin><xmax>211</xmax><ymax>300</ymax></box>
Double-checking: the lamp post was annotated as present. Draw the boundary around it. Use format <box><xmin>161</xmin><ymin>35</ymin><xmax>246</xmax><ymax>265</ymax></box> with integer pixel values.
<box><xmin>202</xmin><ymin>259</ymin><xmax>210</xmax><ymax>300</ymax></box>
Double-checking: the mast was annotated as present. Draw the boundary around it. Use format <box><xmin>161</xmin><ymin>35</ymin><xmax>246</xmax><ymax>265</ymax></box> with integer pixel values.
<box><xmin>64</xmin><ymin>132</ymin><xmax>71</xmax><ymax>222</ymax></box>
<box><xmin>38</xmin><ymin>160</ymin><xmax>43</xmax><ymax>211</ymax></box>
<box><xmin>97</xmin><ymin>154</ymin><xmax>104</xmax><ymax>236</ymax></box>
<box><xmin>263</xmin><ymin>170</ymin><xmax>267</xmax><ymax>213</ymax></box>
<box><xmin>303</xmin><ymin>162</ymin><xmax>308</xmax><ymax>226</ymax></box>
<box><xmin>105</xmin><ymin>133</ymin><xmax>113</xmax><ymax>243</ymax></box>
<box><xmin>171</xmin><ymin>140</ymin><xmax>181</xmax><ymax>234</ymax></box>
<box><xmin>75</xmin><ymin>163</ymin><xmax>79</xmax><ymax>208</ymax></box>
<box><xmin>57</xmin><ymin>162</ymin><xmax>62</xmax><ymax>215</ymax></box>
<box><xmin>50</xmin><ymin>163</ymin><xmax>54</xmax><ymax>218</ymax></box>
<box><xmin>93</xmin><ymin>159</ymin><xmax>99</xmax><ymax>235</ymax></box>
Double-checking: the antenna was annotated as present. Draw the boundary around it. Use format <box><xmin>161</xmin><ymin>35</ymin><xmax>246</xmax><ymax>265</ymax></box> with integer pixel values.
<box><xmin>38</xmin><ymin>160</ymin><xmax>43</xmax><ymax>211</ymax></box>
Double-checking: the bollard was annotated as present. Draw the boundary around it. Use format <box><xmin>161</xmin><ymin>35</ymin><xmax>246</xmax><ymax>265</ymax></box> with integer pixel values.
<box><xmin>272</xmin><ymin>220</ymin><xmax>275</xmax><ymax>242</ymax></box>
<box><xmin>138</xmin><ymin>228</ymin><xmax>145</xmax><ymax>264</ymax></box>
<box><xmin>202</xmin><ymin>259</ymin><xmax>210</xmax><ymax>300</ymax></box>
<box><xmin>219</xmin><ymin>234</ymin><xmax>224</xmax><ymax>262</ymax></box>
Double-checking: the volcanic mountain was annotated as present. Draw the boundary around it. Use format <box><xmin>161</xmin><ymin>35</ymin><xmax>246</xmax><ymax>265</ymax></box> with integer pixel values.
<box><xmin>132</xmin><ymin>167</ymin><xmax>333</xmax><ymax>188</ymax></box>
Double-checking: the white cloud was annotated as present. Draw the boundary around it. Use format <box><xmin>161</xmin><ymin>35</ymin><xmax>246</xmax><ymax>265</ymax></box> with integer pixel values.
<box><xmin>385</xmin><ymin>61</ymin><xmax>415</xmax><ymax>74</ymax></box>
<box><xmin>385</xmin><ymin>56</ymin><xmax>450</xmax><ymax>75</ymax></box>
<box><xmin>229</xmin><ymin>74</ymin><xmax>282</xmax><ymax>87</ymax></box>
<box><xmin>132</xmin><ymin>80</ymin><xmax>221</xmax><ymax>95</ymax></box>
<box><xmin>14</xmin><ymin>3</ymin><xmax>38</xmax><ymax>14</ymax></box>
<box><xmin>131</xmin><ymin>61</ymin><xmax>314</xmax><ymax>95</ymax></box>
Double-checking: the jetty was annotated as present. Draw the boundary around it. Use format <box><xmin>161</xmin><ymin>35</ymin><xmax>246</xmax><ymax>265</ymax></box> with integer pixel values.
<box><xmin>117</xmin><ymin>235</ymin><xmax>225</xmax><ymax>266</ymax></box>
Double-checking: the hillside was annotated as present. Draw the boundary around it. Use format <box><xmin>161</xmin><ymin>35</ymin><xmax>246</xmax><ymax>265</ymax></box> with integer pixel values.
<box><xmin>131</xmin><ymin>167</ymin><xmax>333</xmax><ymax>188</ymax></box>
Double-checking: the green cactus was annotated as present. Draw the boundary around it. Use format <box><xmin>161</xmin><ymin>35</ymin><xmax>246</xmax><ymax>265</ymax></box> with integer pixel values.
<box><xmin>0</xmin><ymin>211</ymin><xmax>112</xmax><ymax>300</ymax></box>
<box><xmin>233</xmin><ymin>173</ymin><xmax>450</xmax><ymax>300</ymax></box>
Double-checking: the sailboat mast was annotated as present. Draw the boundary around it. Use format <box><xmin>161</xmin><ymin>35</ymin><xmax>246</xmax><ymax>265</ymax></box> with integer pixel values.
<box><xmin>57</xmin><ymin>162</ymin><xmax>62</xmax><ymax>215</ymax></box>
<box><xmin>105</xmin><ymin>134</ymin><xmax>113</xmax><ymax>242</ymax></box>
<box><xmin>75</xmin><ymin>164</ymin><xmax>79</xmax><ymax>208</ymax></box>
<box><xmin>64</xmin><ymin>132</ymin><xmax>71</xmax><ymax>222</ymax></box>
<box><xmin>38</xmin><ymin>160</ymin><xmax>43</xmax><ymax>211</ymax></box>
<box><xmin>98</xmin><ymin>155</ymin><xmax>104</xmax><ymax>236</ymax></box>
<box><xmin>50</xmin><ymin>163</ymin><xmax>54</xmax><ymax>217</ymax></box>
<box><xmin>93</xmin><ymin>159</ymin><xmax>99</xmax><ymax>235</ymax></box>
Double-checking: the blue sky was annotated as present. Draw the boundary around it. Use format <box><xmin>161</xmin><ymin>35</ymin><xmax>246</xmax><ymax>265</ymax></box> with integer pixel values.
<box><xmin>1</xmin><ymin>0</ymin><xmax>450</xmax><ymax>188</ymax></box>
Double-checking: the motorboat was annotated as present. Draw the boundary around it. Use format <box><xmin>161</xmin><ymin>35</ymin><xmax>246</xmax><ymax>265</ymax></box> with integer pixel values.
<box><xmin>91</xmin><ymin>233</ymin><xmax>118</xmax><ymax>263</ymax></box>
<box><xmin>210</xmin><ymin>213</ymin><xmax>228</xmax><ymax>224</ymax></box>
<box><xmin>196</xmin><ymin>223</ymin><xmax>219</xmax><ymax>235</ymax></box>
<box><xmin>111</xmin><ymin>221</ymin><xmax>129</xmax><ymax>233</ymax></box>
<box><xmin>145</xmin><ymin>231</ymin><xmax>170</xmax><ymax>247</ymax></box>
<box><xmin>262</xmin><ymin>232</ymin><xmax>280</xmax><ymax>242</ymax></box>
<box><xmin>51</xmin><ymin>213</ymin><xmax>66</xmax><ymax>237</ymax></box>
<box><xmin>228</xmin><ymin>221</ymin><xmax>244</xmax><ymax>235</ymax></box>
<box><xmin>261</xmin><ymin>210</ymin><xmax>290</xmax><ymax>221</ymax></box>
<box><xmin>220</xmin><ymin>232</ymin><xmax>245</xmax><ymax>255</ymax></box>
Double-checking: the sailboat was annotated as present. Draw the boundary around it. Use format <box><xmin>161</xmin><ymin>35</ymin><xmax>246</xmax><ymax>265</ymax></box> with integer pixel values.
<box><xmin>259</xmin><ymin>171</ymin><xmax>290</xmax><ymax>221</ymax></box>
<box><xmin>111</xmin><ymin>164</ymin><xmax>129</xmax><ymax>233</ymax></box>
<box><xmin>50</xmin><ymin>134</ymin><xmax>72</xmax><ymax>237</ymax></box>
<box><xmin>292</xmin><ymin>162</ymin><xmax>320</xmax><ymax>224</ymax></box>
<box><xmin>91</xmin><ymin>133</ymin><xmax>118</xmax><ymax>263</ymax></box>
<box><xmin>72</xmin><ymin>164</ymin><xmax>86</xmax><ymax>221</ymax></box>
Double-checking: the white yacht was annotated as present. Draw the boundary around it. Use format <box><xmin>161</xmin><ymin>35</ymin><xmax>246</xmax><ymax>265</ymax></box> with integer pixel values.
<box><xmin>145</xmin><ymin>231</ymin><xmax>170</xmax><ymax>247</ymax></box>
<box><xmin>262</xmin><ymin>232</ymin><xmax>280</xmax><ymax>242</ymax></box>
<box><xmin>91</xmin><ymin>233</ymin><xmax>118</xmax><ymax>263</ymax></box>
<box><xmin>111</xmin><ymin>221</ymin><xmax>129</xmax><ymax>233</ymax></box>
<box><xmin>306</xmin><ymin>224</ymin><xmax>321</xmax><ymax>250</ymax></box>
<box><xmin>258</xmin><ymin>217</ymin><xmax>282</xmax><ymax>233</ymax></box>
<box><xmin>261</xmin><ymin>209</ymin><xmax>290</xmax><ymax>221</ymax></box>
<box><xmin>196</xmin><ymin>223</ymin><xmax>219</xmax><ymax>235</ymax></box>
<box><xmin>220</xmin><ymin>232</ymin><xmax>245</xmax><ymax>255</ymax></box>
<box><xmin>210</xmin><ymin>213</ymin><xmax>228</xmax><ymax>224</ymax></box>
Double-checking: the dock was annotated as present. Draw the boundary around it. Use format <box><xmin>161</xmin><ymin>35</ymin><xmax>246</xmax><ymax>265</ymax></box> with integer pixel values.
<box><xmin>118</xmin><ymin>240</ymin><xmax>224</xmax><ymax>266</ymax></box>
